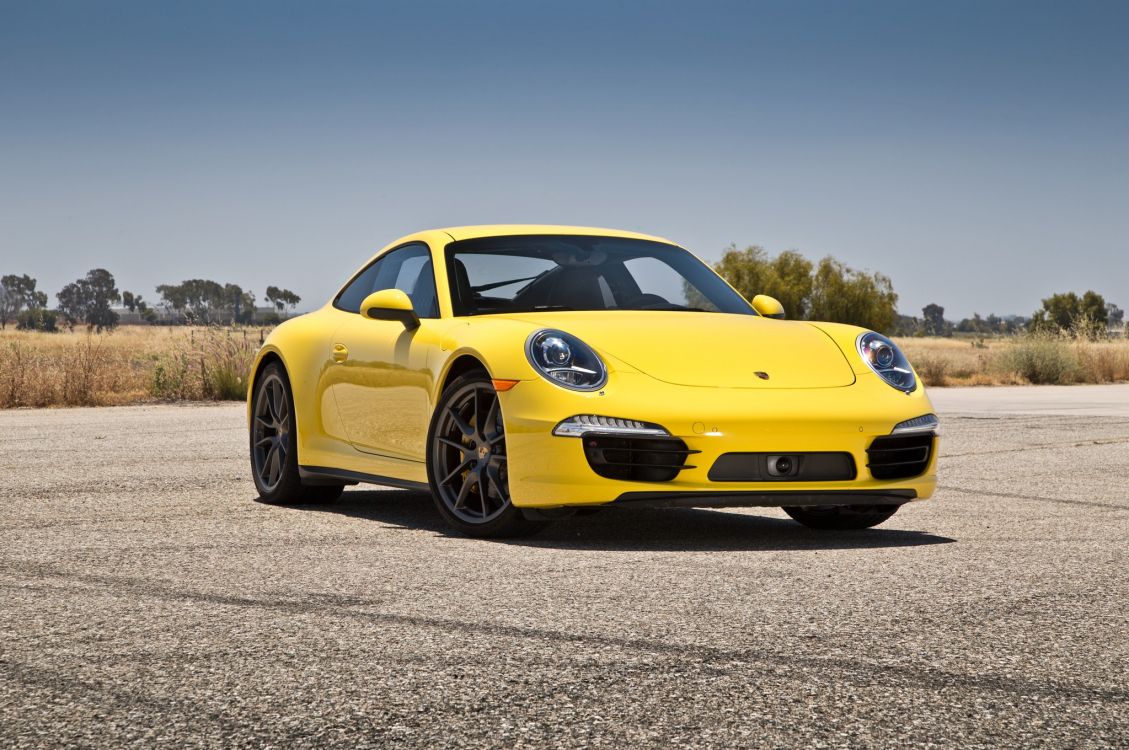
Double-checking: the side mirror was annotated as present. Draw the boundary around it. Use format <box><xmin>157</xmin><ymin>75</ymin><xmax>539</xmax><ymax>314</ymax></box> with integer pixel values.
<box><xmin>360</xmin><ymin>289</ymin><xmax>419</xmax><ymax>329</ymax></box>
<box><xmin>751</xmin><ymin>294</ymin><xmax>785</xmax><ymax>319</ymax></box>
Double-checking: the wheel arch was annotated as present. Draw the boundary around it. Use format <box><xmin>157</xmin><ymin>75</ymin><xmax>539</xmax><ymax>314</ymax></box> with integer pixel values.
<box><xmin>247</xmin><ymin>348</ymin><xmax>286</xmax><ymax>428</ymax></box>
<box><xmin>436</xmin><ymin>353</ymin><xmax>491</xmax><ymax>399</ymax></box>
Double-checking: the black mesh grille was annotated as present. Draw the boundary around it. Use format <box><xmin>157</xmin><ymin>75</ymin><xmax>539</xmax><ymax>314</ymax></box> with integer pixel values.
<box><xmin>708</xmin><ymin>452</ymin><xmax>856</xmax><ymax>482</ymax></box>
<box><xmin>582</xmin><ymin>434</ymin><xmax>698</xmax><ymax>482</ymax></box>
<box><xmin>867</xmin><ymin>434</ymin><xmax>934</xmax><ymax>479</ymax></box>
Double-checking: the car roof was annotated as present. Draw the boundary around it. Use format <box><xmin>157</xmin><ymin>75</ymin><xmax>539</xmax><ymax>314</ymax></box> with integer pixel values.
<box><xmin>437</xmin><ymin>224</ymin><xmax>675</xmax><ymax>245</ymax></box>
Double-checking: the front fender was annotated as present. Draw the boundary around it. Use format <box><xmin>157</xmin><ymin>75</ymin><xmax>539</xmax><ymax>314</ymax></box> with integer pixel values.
<box><xmin>428</xmin><ymin>317</ymin><xmax>642</xmax><ymax>405</ymax></box>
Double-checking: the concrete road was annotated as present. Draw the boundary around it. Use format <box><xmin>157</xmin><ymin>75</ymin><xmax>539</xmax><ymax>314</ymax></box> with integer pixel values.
<box><xmin>1</xmin><ymin>389</ymin><xmax>1127</xmax><ymax>748</ymax></box>
<box><xmin>931</xmin><ymin>383</ymin><xmax>1129</xmax><ymax>417</ymax></box>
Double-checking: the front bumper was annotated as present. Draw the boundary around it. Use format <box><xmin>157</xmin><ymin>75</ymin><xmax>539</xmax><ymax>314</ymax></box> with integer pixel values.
<box><xmin>500</xmin><ymin>370</ymin><xmax>938</xmax><ymax>509</ymax></box>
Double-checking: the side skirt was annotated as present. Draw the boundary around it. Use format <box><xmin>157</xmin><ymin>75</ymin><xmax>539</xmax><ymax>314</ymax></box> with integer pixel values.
<box><xmin>298</xmin><ymin>465</ymin><xmax>431</xmax><ymax>492</ymax></box>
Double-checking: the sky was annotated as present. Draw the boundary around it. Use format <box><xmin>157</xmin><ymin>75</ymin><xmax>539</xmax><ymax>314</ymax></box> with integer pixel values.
<box><xmin>1</xmin><ymin>0</ymin><xmax>1126</xmax><ymax>320</ymax></box>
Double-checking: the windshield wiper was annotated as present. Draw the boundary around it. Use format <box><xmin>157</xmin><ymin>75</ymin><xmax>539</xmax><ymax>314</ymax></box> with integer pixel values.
<box><xmin>631</xmin><ymin>304</ymin><xmax>715</xmax><ymax>312</ymax></box>
<box><xmin>503</xmin><ymin>305</ymin><xmax>576</xmax><ymax>313</ymax></box>
<box><xmin>471</xmin><ymin>274</ymin><xmax>544</xmax><ymax>293</ymax></box>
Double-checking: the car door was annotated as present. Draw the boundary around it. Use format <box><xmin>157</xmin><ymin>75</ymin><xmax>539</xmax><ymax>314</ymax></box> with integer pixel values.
<box><xmin>328</xmin><ymin>243</ymin><xmax>441</xmax><ymax>460</ymax></box>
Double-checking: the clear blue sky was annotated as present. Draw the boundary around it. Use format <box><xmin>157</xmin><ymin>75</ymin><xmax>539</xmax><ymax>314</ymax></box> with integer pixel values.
<box><xmin>2</xmin><ymin>0</ymin><xmax>1126</xmax><ymax>319</ymax></box>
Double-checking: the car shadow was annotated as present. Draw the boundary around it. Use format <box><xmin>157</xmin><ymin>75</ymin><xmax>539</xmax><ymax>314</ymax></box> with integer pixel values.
<box><xmin>267</xmin><ymin>488</ymin><xmax>956</xmax><ymax>552</ymax></box>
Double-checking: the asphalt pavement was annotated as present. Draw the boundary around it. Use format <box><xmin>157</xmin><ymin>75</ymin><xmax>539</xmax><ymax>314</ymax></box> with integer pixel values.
<box><xmin>1</xmin><ymin>386</ymin><xmax>1127</xmax><ymax>748</ymax></box>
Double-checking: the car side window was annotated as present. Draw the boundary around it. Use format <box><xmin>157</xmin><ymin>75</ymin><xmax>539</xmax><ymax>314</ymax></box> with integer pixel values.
<box><xmin>334</xmin><ymin>244</ymin><xmax>439</xmax><ymax>317</ymax></box>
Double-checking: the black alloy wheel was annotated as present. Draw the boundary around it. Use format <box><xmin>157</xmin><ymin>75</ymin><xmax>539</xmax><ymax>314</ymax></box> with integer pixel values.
<box><xmin>427</xmin><ymin>373</ymin><xmax>540</xmax><ymax>538</ymax></box>
<box><xmin>250</xmin><ymin>362</ymin><xmax>343</xmax><ymax>504</ymax></box>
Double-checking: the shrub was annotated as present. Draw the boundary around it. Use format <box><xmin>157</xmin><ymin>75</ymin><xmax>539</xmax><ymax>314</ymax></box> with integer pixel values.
<box><xmin>199</xmin><ymin>329</ymin><xmax>254</xmax><ymax>400</ymax></box>
<box><xmin>16</xmin><ymin>308</ymin><xmax>59</xmax><ymax>332</ymax></box>
<box><xmin>997</xmin><ymin>334</ymin><xmax>1079</xmax><ymax>384</ymax></box>
<box><xmin>0</xmin><ymin>340</ymin><xmax>35</xmax><ymax>406</ymax></box>
<box><xmin>1074</xmin><ymin>342</ymin><xmax>1129</xmax><ymax>383</ymax></box>
<box><xmin>913</xmin><ymin>355</ymin><xmax>949</xmax><ymax>387</ymax></box>
<box><xmin>149</xmin><ymin>327</ymin><xmax>256</xmax><ymax>401</ymax></box>
<box><xmin>151</xmin><ymin>353</ymin><xmax>193</xmax><ymax>400</ymax></box>
<box><xmin>60</xmin><ymin>336</ymin><xmax>115</xmax><ymax>405</ymax></box>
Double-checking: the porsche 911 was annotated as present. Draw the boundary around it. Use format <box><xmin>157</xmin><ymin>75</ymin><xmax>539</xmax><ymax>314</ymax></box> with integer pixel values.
<box><xmin>248</xmin><ymin>225</ymin><xmax>938</xmax><ymax>537</ymax></box>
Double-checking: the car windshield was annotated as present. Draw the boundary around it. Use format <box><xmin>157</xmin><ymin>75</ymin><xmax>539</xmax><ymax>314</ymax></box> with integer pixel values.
<box><xmin>445</xmin><ymin>235</ymin><xmax>756</xmax><ymax>317</ymax></box>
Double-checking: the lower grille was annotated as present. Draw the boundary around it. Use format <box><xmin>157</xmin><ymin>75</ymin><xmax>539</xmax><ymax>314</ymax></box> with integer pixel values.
<box><xmin>708</xmin><ymin>452</ymin><xmax>856</xmax><ymax>482</ymax></box>
<box><xmin>867</xmin><ymin>434</ymin><xmax>934</xmax><ymax>479</ymax></box>
<box><xmin>583</xmin><ymin>433</ymin><xmax>699</xmax><ymax>482</ymax></box>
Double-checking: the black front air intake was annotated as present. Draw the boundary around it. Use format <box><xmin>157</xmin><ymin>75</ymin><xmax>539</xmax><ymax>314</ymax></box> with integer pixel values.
<box><xmin>866</xmin><ymin>434</ymin><xmax>934</xmax><ymax>479</ymax></box>
<box><xmin>582</xmin><ymin>434</ymin><xmax>699</xmax><ymax>482</ymax></box>
<box><xmin>708</xmin><ymin>452</ymin><xmax>856</xmax><ymax>482</ymax></box>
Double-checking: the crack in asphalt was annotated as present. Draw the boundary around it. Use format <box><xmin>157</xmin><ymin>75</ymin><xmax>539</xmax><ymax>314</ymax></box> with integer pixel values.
<box><xmin>940</xmin><ymin>435</ymin><xmax>1129</xmax><ymax>459</ymax></box>
<box><xmin>937</xmin><ymin>485</ymin><xmax>1128</xmax><ymax>511</ymax></box>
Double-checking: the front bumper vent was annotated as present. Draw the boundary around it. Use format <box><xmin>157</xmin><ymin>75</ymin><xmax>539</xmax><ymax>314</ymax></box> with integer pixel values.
<box><xmin>708</xmin><ymin>452</ymin><xmax>856</xmax><ymax>482</ymax></box>
<box><xmin>867</xmin><ymin>434</ymin><xmax>934</xmax><ymax>479</ymax></box>
<box><xmin>583</xmin><ymin>434</ymin><xmax>699</xmax><ymax>482</ymax></box>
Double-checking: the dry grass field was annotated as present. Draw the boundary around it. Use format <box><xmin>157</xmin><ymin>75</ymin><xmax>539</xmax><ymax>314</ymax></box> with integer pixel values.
<box><xmin>2</xmin><ymin>326</ymin><xmax>1128</xmax><ymax>408</ymax></box>
<box><xmin>896</xmin><ymin>335</ymin><xmax>1129</xmax><ymax>386</ymax></box>
<box><xmin>0</xmin><ymin>326</ymin><xmax>264</xmax><ymax>408</ymax></box>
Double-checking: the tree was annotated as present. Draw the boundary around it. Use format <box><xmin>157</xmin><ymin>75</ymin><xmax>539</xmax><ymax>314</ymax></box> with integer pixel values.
<box><xmin>223</xmin><ymin>284</ymin><xmax>257</xmax><ymax>323</ymax></box>
<box><xmin>891</xmin><ymin>314</ymin><xmax>923</xmax><ymax>337</ymax></box>
<box><xmin>56</xmin><ymin>269</ymin><xmax>121</xmax><ymax>332</ymax></box>
<box><xmin>0</xmin><ymin>280</ymin><xmax>13</xmax><ymax>331</ymax></box>
<box><xmin>1081</xmin><ymin>291</ymin><xmax>1107</xmax><ymax>327</ymax></box>
<box><xmin>85</xmin><ymin>269</ymin><xmax>120</xmax><ymax>331</ymax></box>
<box><xmin>121</xmin><ymin>291</ymin><xmax>149</xmax><ymax>316</ymax></box>
<box><xmin>1029</xmin><ymin>291</ymin><xmax>1108</xmax><ymax>338</ymax></box>
<box><xmin>1106</xmin><ymin>302</ymin><xmax>1124</xmax><ymax>330</ymax></box>
<box><xmin>16</xmin><ymin>308</ymin><xmax>58</xmax><ymax>332</ymax></box>
<box><xmin>155</xmin><ymin>279</ymin><xmax>259</xmax><ymax>324</ymax></box>
<box><xmin>265</xmin><ymin>286</ymin><xmax>301</xmax><ymax>319</ymax></box>
<box><xmin>712</xmin><ymin>246</ymin><xmax>898</xmax><ymax>332</ymax></box>
<box><xmin>157</xmin><ymin>279</ymin><xmax>225</xmax><ymax>323</ymax></box>
<box><xmin>713</xmin><ymin>246</ymin><xmax>814</xmax><ymax>319</ymax></box>
<box><xmin>265</xmin><ymin>286</ymin><xmax>283</xmax><ymax>313</ymax></box>
<box><xmin>155</xmin><ymin>282</ymin><xmax>187</xmax><ymax>319</ymax></box>
<box><xmin>0</xmin><ymin>274</ymin><xmax>48</xmax><ymax>330</ymax></box>
<box><xmin>921</xmin><ymin>304</ymin><xmax>947</xmax><ymax>337</ymax></box>
<box><xmin>56</xmin><ymin>282</ymin><xmax>85</xmax><ymax>330</ymax></box>
<box><xmin>807</xmin><ymin>257</ymin><xmax>898</xmax><ymax>333</ymax></box>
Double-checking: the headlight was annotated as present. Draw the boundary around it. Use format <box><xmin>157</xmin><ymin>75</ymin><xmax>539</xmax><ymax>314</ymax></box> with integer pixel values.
<box><xmin>856</xmin><ymin>332</ymin><xmax>916</xmax><ymax>392</ymax></box>
<box><xmin>525</xmin><ymin>329</ymin><xmax>607</xmax><ymax>391</ymax></box>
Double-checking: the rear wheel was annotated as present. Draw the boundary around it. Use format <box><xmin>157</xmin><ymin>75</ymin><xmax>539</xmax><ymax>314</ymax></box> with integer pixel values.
<box><xmin>427</xmin><ymin>373</ymin><xmax>541</xmax><ymax>538</ymax></box>
<box><xmin>250</xmin><ymin>362</ymin><xmax>343</xmax><ymax>504</ymax></box>
<box><xmin>783</xmin><ymin>504</ymin><xmax>900</xmax><ymax>530</ymax></box>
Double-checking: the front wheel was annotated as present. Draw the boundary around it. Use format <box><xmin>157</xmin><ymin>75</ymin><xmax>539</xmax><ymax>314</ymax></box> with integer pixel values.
<box><xmin>426</xmin><ymin>373</ymin><xmax>541</xmax><ymax>538</ymax></box>
<box><xmin>250</xmin><ymin>362</ymin><xmax>343</xmax><ymax>504</ymax></box>
<box><xmin>783</xmin><ymin>504</ymin><xmax>901</xmax><ymax>530</ymax></box>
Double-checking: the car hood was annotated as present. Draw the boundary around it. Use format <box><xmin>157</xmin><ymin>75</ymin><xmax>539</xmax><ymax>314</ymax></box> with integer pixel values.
<box><xmin>503</xmin><ymin>312</ymin><xmax>856</xmax><ymax>389</ymax></box>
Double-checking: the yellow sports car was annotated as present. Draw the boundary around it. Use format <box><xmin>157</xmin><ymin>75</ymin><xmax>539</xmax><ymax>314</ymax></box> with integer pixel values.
<box><xmin>248</xmin><ymin>225</ymin><xmax>938</xmax><ymax>537</ymax></box>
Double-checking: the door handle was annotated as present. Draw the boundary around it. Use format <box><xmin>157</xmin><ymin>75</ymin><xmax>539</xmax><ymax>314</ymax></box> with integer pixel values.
<box><xmin>332</xmin><ymin>343</ymin><xmax>349</xmax><ymax>363</ymax></box>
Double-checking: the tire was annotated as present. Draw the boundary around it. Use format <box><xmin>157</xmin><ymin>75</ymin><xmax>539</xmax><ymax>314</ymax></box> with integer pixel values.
<box><xmin>426</xmin><ymin>372</ymin><xmax>542</xmax><ymax>538</ymax></box>
<box><xmin>250</xmin><ymin>362</ymin><xmax>344</xmax><ymax>504</ymax></box>
<box><xmin>783</xmin><ymin>504</ymin><xmax>901</xmax><ymax>530</ymax></box>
